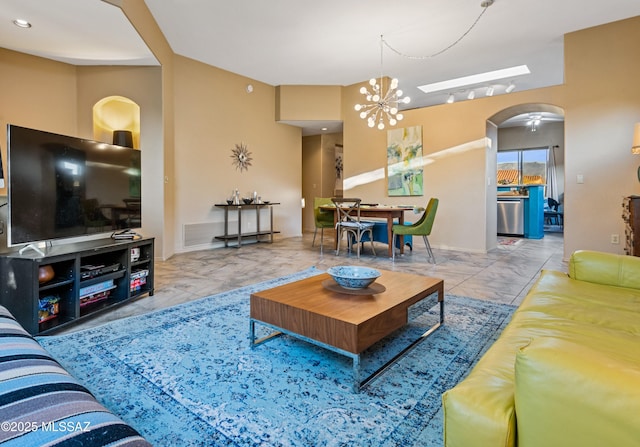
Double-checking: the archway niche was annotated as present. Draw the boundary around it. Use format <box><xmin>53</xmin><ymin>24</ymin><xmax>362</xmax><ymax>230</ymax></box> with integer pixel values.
<box><xmin>93</xmin><ymin>96</ymin><xmax>141</xmax><ymax>148</ymax></box>
<box><xmin>488</xmin><ymin>103</ymin><xmax>564</xmax><ymax>127</ymax></box>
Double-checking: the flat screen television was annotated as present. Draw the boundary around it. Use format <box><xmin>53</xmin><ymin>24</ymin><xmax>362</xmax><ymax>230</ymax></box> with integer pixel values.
<box><xmin>7</xmin><ymin>124</ymin><xmax>141</xmax><ymax>247</ymax></box>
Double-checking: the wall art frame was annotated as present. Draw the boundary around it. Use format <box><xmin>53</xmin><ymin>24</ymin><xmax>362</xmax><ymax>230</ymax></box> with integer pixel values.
<box><xmin>387</xmin><ymin>125</ymin><xmax>423</xmax><ymax>196</ymax></box>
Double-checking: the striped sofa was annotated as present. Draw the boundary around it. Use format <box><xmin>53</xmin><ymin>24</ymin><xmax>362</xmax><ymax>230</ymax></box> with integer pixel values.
<box><xmin>0</xmin><ymin>305</ymin><xmax>151</xmax><ymax>446</ymax></box>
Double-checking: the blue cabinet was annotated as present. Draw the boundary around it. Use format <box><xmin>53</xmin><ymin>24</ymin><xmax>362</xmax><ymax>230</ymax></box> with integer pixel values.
<box><xmin>523</xmin><ymin>185</ymin><xmax>544</xmax><ymax>239</ymax></box>
<box><xmin>497</xmin><ymin>185</ymin><xmax>544</xmax><ymax>239</ymax></box>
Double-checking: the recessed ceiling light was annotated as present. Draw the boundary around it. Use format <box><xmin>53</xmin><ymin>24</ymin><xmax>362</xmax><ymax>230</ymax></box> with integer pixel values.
<box><xmin>418</xmin><ymin>65</ymin><xmax>530</xmax><ymax>94</ymax></box>
<box><xmin>321</xmin><ymin>127</ymin><xmax>328</xmax><ymax>131</ymax></box>
<box><xmin>13</xmin><ymin>19</ymin><xmax>32</xmax><ymax>28</ymax></box>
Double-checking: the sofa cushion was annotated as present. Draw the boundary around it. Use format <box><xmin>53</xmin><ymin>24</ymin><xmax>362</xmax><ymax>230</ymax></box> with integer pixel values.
<box><xmin>442</xmin><ymin>266</ymin><xmax>640</xmax><ymax>447</ymax></box>
<box><xmin>0</xmin><ymin>306</ymin><xmax>151</xmax><ymax>446</ymax></box>
<box><xmin>512</xmin><ymin>270</ymin><xmax>640</xmax><ymax>335</ymax></box>
<box><xmin>515</xmin><ymin>337</ymin><xmax>640</xmax><ymax>447</ymax></box>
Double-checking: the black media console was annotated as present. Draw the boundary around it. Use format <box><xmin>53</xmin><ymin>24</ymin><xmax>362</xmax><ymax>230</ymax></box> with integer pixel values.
<box><xmin>0</xmin><ymin>237</ymin><xmax>154</xmax><ymax>335</ymax></box>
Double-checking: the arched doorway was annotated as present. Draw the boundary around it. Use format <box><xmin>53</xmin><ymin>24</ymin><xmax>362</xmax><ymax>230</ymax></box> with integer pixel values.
<box><xmin>488</xmin><ymin>103</ymin><xmax>565</xmax><ymax>245</ymax></box>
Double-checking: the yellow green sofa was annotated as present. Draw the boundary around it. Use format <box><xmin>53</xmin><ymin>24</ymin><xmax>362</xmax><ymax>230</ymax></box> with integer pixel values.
<box><xmin>442</xmin><ymin>250</ymin><xmax>640</xmax><ymax>447</ymax></box>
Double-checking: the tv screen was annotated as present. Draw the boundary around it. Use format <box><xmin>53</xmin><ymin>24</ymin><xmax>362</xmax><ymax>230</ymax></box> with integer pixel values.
<box><xmin>7</xmin><ymin>125</ymin><xmax>141</xmax><ymax>246</ymax></box>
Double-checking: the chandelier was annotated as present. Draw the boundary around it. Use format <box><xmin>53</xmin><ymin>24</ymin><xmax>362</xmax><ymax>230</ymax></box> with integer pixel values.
<box><xmin>354</xmin><ymin>35</ymin><xmax>410</xmax><ymax>130</ymax></box>
<box><xmin>355</xmin><ymin>0</ymin><xmax>495</xmax><ymax>129</ymax></box>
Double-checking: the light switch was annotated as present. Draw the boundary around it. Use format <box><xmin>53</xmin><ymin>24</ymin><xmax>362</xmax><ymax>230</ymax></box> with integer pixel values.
<box><xmin>576</xmin><ymin>174</ymin><xmax>584</xmax><ymax>184</ymax></box>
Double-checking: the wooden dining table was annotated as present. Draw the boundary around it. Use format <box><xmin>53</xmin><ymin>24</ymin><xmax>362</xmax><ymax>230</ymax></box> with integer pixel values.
<box><xmin>320</xmin><ymin>204</ymin><xmax>409</xmax><ymax>257</ymax></box>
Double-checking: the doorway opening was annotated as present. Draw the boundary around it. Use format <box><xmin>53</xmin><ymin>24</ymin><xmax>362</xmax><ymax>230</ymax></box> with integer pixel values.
<box><xmin>489</xmin><ymin>104</ymin><xmax>565</xmax><ymax>245</ymax></box>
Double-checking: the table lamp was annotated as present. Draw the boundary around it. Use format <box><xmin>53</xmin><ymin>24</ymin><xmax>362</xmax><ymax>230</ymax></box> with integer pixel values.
<box><xmin>113</xmin><ymin>130</ymin><xmax>134</xmax><ymax>148</ymax></box>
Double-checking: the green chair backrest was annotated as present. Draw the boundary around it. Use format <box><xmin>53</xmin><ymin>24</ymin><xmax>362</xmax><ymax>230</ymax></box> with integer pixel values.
<box><xmin>314</xmin><ymin>197</ymin><xmax>334</xmax><ymax>226</ymax></box>
<box><xmin>413</xmin><ymin>198</ymin><xmax>439</xmax><ymax>235</ymax></box>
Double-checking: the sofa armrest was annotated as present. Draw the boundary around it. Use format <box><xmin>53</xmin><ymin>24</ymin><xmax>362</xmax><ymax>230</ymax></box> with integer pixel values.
<box><xmin>568</xmin><ymin>250</ymin><xmax>640</xmax><ymax>289</ymax></box>
<box><xmin>515</xmin><ymin>337</ymin><xmax>640</xmax><ymax>447</ymax></box>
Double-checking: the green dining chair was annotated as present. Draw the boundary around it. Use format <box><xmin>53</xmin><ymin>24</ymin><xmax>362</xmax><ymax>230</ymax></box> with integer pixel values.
<box><xmin>312</xmin><ymin>197</ymin><xmax>335</xmax><ymax>250</ymax></box>
<box><xmin>392</xmin><ymin>198</ymin><xmax>439</xmax><ymax>263</ymax></box>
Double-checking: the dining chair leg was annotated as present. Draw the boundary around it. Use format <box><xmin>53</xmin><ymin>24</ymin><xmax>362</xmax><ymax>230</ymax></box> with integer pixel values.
<box><xmin>423</xmin><ymin>235</ymin><xmax>436</xmax><ymax>264</ymax></box>
<box><xmin>352</xmin><ymin>230</ymin><xmax>360</xmax><ymax>258</ymax></box>
<box><xmin>368</xmin><ymin>230</ymin><xmax>376</xmax><ymax>257</ymax></box>
<box><xmin>312</xmin><ymin>227</ymin><xmax>318</xmax><ymax>247</ymax></box>
<box><xmin>392</xmin><ymin>231</ymin><xmax>396</xmax><ymax>261</ymax></box>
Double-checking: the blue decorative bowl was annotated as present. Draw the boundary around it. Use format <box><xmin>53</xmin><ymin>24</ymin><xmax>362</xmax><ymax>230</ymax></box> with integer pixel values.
<box><xmin>327</xmin><ymin>266</ymin><xmax>381</xmax><ymax>290</ymax></box>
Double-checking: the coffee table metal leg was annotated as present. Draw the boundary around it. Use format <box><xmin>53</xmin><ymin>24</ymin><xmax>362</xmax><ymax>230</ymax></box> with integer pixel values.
<box><xmin>357</xmin><ymin>295</ymin><xmax>445</xmax><ymax>391</ymax></box>
<box><xmin>249</xmin><ymin>318</ymin><xmax>283</xmax><ymax>347</ymax></box>
<box><xmin>352</xmin><ymin>355</ymin><xmax>361</xmax><ymax>393</ymax></box>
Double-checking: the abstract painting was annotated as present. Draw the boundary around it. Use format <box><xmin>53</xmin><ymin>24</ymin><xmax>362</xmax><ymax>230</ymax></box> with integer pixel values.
<box><xmin>387</xmin><ymin>125</ymin><xmax>423</xmax><ymax>196</ymax></box>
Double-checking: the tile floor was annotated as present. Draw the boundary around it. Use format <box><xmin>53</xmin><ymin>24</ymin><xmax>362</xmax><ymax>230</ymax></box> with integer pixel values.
<box><xmin>59</xmin><ymin>231</ymin><xmax>566</xmax><ymax>334</ymax></box>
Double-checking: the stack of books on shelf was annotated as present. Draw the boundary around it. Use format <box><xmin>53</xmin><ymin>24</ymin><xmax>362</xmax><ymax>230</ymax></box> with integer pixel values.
<box><xmin>79</xmin><ymin>279</ymin><xmax>116</xmax><ymax>307</ymax></box>
<box><xmin>130</xmin><ymin>269</ymin><xmax>148</xmax><ymax>293</ymax></box>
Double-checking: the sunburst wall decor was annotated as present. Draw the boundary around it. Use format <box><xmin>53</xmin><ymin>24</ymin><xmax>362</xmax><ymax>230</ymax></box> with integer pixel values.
<box><xmin>230</xmin><ymin>142</ymin><xmax>253</xmax><ymax>172</ymax></box>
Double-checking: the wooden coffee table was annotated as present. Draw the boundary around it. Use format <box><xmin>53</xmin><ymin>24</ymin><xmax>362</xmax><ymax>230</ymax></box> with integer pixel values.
<box><xmin>249</xmin><ymin>269</ymin><xmax>444</xmax><ymax>392</ymax></box>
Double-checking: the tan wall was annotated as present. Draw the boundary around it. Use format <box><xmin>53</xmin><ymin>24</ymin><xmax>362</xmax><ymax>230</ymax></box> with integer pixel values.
<box><xmin>563</xmin><ymin>16</ymin><xmax>640</xmax><ymax>258</ymax></box>
<box><xmin>172</xmin><ymin>55</ymin><xmax>302</xmax><ymax>252</ymax></box>
<box><xmin>122</xmin><ymin>2</ymin><xmax>303</xmax><ymax>254</ymax></box>
<box><xmin>0</xmin><ymin>48</ymin><xmax>78</xmax><ymax>196</ymax></box>
<box><xmin>276</xmin><ymin>85</ymin><xmax>342</xmax><ymax>121</ymax></box>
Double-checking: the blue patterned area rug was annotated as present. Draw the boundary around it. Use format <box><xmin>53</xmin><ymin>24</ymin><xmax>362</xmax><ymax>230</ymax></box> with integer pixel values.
<box><xmin>37</xmin><ymin>267</ymin><xmax>515</xmax><ymax>447</ymax></box>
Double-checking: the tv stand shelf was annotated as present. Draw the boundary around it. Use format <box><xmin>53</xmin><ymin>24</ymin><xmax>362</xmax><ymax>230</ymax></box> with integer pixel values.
<box><xmin>0</xmin><ymin>237</ymin><xmax>154</xmax><ymax>335</ymax></box>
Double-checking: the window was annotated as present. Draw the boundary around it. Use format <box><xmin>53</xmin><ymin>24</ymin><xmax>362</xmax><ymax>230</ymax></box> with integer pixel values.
<box><xmin>497</xmin><ymin>148</ymin><xmax>547</xmax><ymax>186</ymax></box>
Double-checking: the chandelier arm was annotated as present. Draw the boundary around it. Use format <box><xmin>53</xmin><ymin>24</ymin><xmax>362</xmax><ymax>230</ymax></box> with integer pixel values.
<box><xmin>382</xmin><ymin>89</ymin><xmax>398</xmax><ymax>102</ymax></box>
<box><xmin>382</xmin><ymin>1</ymin><xmax>493</xmax><ymax>60</ymax></box>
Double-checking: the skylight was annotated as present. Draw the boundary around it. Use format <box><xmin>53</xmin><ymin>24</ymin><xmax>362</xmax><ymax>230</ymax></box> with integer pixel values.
<box><xmin>417</xmin><ymin>65</ymin><xmax>531</xmax><ymax>94</ymax></box>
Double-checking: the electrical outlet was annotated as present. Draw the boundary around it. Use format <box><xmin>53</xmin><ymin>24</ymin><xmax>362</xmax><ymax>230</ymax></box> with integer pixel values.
<box><xmin>611</xmin><ymin>234</ymin><xmax>620</xmax><ymax>244</ymax></box>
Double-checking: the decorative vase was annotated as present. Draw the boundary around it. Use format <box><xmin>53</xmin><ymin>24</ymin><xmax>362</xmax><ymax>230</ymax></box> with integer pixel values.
<box><xmin>38</xmin><ymin>265</ymin><xmax>55</xmax><ymax>284</ymax></box>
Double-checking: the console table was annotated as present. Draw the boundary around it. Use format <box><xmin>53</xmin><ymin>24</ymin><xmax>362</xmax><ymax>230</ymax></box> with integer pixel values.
<box><xmin>214</xmin><ymin>203</ymin><xmax>280</xmax><ymax>247</ymax></box>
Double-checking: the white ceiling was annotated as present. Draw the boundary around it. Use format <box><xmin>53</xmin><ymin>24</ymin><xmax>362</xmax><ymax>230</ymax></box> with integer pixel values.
<box><xmin>2</xmin><ymin>0</ymin><xmax>640</xmax><ymax>134</ymax></box>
